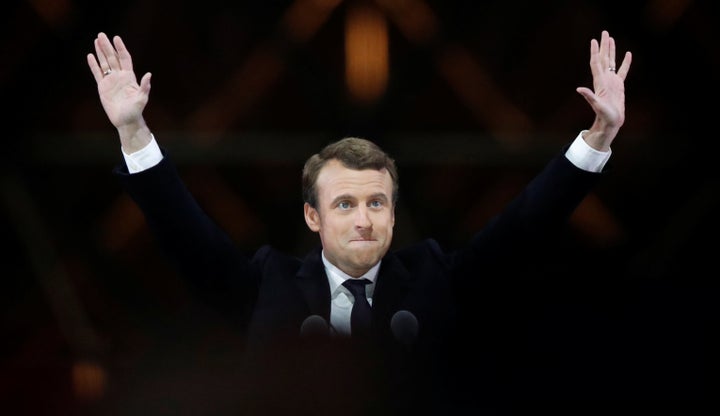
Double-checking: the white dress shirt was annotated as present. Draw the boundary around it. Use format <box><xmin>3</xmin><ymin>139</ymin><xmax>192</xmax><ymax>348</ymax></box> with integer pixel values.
<box><xmin>320</xmin><ymin>251</ymin><xmax>379</xmax><ymax>336</ymax></box>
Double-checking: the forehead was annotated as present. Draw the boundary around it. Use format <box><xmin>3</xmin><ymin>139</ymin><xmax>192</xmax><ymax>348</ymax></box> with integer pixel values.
<box><xmin>316</xmin><ymin>160</ymin><xmax>393</xmax><ymax>200</ymax></box>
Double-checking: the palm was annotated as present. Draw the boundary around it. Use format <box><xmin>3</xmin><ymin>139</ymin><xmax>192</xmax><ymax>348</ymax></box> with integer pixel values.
<box><xmin>589</xmin><ymin>70</ymin><xmax>626</xmax><ymax>128</ymax></box>
<box><xmin>97</xmin><ymin>70</ymin><xmax>149</xmax><ymax>128</ymax></box>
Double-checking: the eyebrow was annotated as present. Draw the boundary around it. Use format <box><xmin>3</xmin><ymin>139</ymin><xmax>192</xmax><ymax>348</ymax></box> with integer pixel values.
<box><xmin>330</xmin><ymin>192</ymin><xmax>389</xmax><ymax>206</ymax></box>
<box><xmin>368</xmin><ymin>193</ymin><xmax>389</xmax><ymax>203</ymax></box>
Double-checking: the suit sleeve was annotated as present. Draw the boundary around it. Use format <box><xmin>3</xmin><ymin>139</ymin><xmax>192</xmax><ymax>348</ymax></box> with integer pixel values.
<box><xmin>113</xmin><ymin>152</ymin><xmax>259</xmax><ymax>325</ymax></box>
<box><xmin>453</xmin><ymin>147</ymin><xmax>603</xmax><ymax>278</ymax></box>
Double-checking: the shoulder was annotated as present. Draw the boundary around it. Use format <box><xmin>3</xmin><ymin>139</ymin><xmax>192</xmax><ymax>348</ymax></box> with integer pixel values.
<box><xmin>251</xmin><ymin>244</ymin><xmax>301</xmax><ymax>264</ymax></box>
<box><xmin>250</xmin><ymin>244</ymin><xmax>309</xmax><ymax>275</ymax></box>
<box><xmin>392</xmin><ymin>238</ymin><xmax>448</xmax><ymax>266</ymax></box>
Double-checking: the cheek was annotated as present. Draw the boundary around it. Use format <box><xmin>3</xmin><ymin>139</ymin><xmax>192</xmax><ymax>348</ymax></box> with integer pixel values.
<box><xmin>377</xmin><ymin>212</ymin><xmax>395</xmax><ymax>232</ymax></box>
<box><xmin>321</xmin><ymin>216</ymin><xmax>349</xmax><ymax>236</ymax></box>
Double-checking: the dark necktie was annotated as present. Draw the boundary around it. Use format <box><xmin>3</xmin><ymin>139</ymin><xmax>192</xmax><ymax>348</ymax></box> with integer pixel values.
<box><xmin>342</xmin><ymin>278</ymin><xmax>372</xmax><ymax>336</ymax></box>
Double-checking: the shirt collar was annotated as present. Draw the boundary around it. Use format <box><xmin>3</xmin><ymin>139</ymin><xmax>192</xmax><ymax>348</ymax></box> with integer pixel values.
<box><xmin>321</xmin><ymin>250</ymin><xmax>380</xmax><ymax>297</ymax></box>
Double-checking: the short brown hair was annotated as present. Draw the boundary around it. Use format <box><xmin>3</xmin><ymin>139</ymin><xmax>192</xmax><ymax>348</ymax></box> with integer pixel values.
<box><xmin>302</xmin><ymin>137</ymin><xmax>399</xmax><ymax>208</ymax></box>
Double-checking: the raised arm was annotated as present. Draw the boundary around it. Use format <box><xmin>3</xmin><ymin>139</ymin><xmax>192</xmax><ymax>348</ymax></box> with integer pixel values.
<box><xmin>87</xmin><ymin>32</ymin><xmax>153</xmax><ymax>154</ymax></box>
<box><xmin>576</xmin><ymin>30</ymin><xmax>632</xmax><ymax>152</ymax></box>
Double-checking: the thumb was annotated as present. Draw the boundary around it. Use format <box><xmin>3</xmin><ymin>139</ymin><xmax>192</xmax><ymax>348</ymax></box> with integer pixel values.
<box><xmin>140</xmin><ymin>72</ymin><xmax>152</xmax><ymax>95</ymax></box>
<box><xmin>576</xmin><ymin>87</ymin><xmax>595</xmax><ymax>107</ymax></box>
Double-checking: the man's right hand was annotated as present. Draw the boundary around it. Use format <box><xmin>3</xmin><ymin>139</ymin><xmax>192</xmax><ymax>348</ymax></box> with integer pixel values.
<box><xmin>87</xmin><ymin>32</ymin><xmax>153</xmax><ymax>154</ymax></box>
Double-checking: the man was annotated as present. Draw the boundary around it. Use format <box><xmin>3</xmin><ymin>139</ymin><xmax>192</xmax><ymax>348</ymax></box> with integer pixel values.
<box><xmin>87</xmin><ymin>30</ymin><xmax>631</xmax><ymax>414</ymax></box>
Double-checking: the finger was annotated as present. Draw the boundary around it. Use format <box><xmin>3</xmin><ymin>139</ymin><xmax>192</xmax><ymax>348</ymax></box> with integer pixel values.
<box><xmin>114</xmin><ymin>35</ymin><xmax>133</xmax><ymax>72</ymax></box>
<box><xmin>86</xmin><ymin>53</ymin><xmax>103</xmax><ymax>83</ymax></box>
<box><xmin>616</xmin><ymin>51</ymin><xmax>632</xmax><ymax>80</ymax></box>
<box><xmin>106</xmin><ymin>36</ymin><xmax>122</xmax><ymax>71</ymax></box>
<box><xmin>599</xmin><ymin>30</ymin><xmax>614</xmax><ymax>69</ymax></box>
<box><xmin>94</xmin><ymin>34</ymin><xmax>111</xmax><ymax>73</ymax></box>
<box><xmin>608</xmin><ymin>35</ymin><xmax>616</xmax><ymax>70</ymax></box>
<box><xmin>588</xmin><ymin>37</ymin><xmax>600</xmax><ymax>76</ymax></box>
<box><xmin>97</xmin><ymin>32</ymin><xmax>120</xmax><ymax>73</ymax></box>
<box><xmin>598</xmin><ymin>30</ymin><xmax>607</xmax><ymax>57</ymax></box>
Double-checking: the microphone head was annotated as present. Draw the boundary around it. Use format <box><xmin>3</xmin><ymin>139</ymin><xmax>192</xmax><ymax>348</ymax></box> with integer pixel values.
<box><xmin>300</xmin><ymin>314</ymin><xmax>329</xmax><ymax>337</ymax></box>
<box><xmin>391</xmin><ymin>310</ymin><xmax>419</xmax><ymax>347</ymax></box>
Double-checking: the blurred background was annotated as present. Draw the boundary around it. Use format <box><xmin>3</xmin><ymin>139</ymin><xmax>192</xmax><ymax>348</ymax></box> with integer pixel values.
<box><xmin>2</xmin><ymin>0</ymin><xmax>718</xmax><ymax>413</ymax></box>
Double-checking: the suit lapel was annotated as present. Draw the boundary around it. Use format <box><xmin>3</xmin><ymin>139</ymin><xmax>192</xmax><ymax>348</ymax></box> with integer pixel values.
<box><xmin>294</xmin><ymin>248</ymin><xmax>416</xmax><ymax>327</ymax></box>
<box><xmin>373</xmin><ymin>252</ymin><xmax>414</xmax><ymax>319</ymax></box>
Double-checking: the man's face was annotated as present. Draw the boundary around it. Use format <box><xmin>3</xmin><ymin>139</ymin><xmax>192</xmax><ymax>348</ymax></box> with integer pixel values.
<box><xmin>304</xmin><ymin>159</ymin><xmax>395</xmax><ymax>277</ymax></box>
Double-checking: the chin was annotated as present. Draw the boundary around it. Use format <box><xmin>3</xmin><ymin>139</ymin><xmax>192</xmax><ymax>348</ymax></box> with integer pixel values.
<box><xmin>355</xmin><ymin>254</ymin><xmax>383</xmax><ymax>268</ymax></box>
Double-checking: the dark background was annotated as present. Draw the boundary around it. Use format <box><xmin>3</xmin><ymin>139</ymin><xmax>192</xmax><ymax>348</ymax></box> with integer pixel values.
<box><xmin>2</xmin><ymin>0</ymin><xmax>718</xmax><ymax>414</ymax></box>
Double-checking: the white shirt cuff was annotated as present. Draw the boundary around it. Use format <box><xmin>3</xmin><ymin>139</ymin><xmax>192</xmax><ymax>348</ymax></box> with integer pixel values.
<box><xmin>122</xmin><ymin>134</ymin><xmax>164</xmax><ymax>174</ymax></box>
<box><xmin>121</xmin><ymin>132</ymin><xmax>608</xmax><ymax>174</ymax></box>
<box><xmin>565</xmin><ymin>130</ymin><xmax>611</xmax><ymax>173</ymax></box>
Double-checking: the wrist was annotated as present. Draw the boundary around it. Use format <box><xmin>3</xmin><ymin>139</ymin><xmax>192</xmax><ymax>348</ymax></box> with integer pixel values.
<box><xmin>118</xmin><ymin>121</ymin><xmax>152</xmax><ymax>154</ymax></box>
<box><xmin>581</xmin><ymin>125</ymin><xmax>618</xmax><ymax>152</ymax></box>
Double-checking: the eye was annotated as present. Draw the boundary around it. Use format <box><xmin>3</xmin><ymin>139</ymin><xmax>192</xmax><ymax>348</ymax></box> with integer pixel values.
<box><xmin>369</xmin><ymin>200</ymin><xmax>383</xmax><ymax>208</ymax></box>
<box><xmin>338</xmin><ymin>201</ymin><xmax>351</xmax><ymax>210</ymax></box>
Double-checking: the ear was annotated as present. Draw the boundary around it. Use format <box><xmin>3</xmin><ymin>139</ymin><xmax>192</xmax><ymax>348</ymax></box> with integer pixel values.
<box><xmin>304</xmin><ymin>203</ymin><xmax>321</xmax><ymax>232</ymax></box>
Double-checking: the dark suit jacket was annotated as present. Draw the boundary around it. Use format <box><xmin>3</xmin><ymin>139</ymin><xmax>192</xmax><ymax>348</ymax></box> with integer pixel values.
<box><xmin>114</xmin><ymin>145</ymin><xmax>601</xmax><ymax>414</ymax></box>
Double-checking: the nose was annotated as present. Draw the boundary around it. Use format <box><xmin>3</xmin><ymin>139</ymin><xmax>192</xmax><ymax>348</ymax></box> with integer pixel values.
<box><xmin>354</xmin><ymin>205</ymin><xmax>372</xmax><ymax>229</ymax></box>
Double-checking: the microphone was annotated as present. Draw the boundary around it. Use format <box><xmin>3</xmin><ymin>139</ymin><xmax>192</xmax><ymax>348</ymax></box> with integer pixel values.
<box><xmin>391</xmin><ymin>310</ymin><xmax>419</xmax><ymax>347</ymax></box>
<box><xmin>300</xmin><ymin>314</ymin><xmax>329</xmax><ymax>337</ymax></box>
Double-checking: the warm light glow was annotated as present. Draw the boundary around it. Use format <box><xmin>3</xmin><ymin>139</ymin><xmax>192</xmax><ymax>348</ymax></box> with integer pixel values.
<box><xmin>437</xmin><ymin>45</ymin><xmax>532</xmax><ymax>145</ymax></box>
<box><xmin>72</xmin><ymin>360</ymin><xmax>106</xmax><ymax>401</ymax></box>
<box><xmin>282</xmin><ymin>0</ymin><xmax>344</xmax><ymax>42</ymax></box>
<box><xmin>187</xmin><ymin>45</ymin><xmax>284</xmax><ymax>134</ymax></box>
<box><xmin>29</xmin><ymin>0</ymin><xmax>71</xmax><ymax>27</ymax></box>
<box><xmin>375</xmin><ymin>0</ymin><xmax>438</xmax><ymax>44</ymax></box>
<box><xmin>645</xmin><ymin>0</ymin><xmax>692</xmax><ymax>28</ymax></box>
<box><xmin>345</xmin><ymin>3</ymin><xmax>389</xmax><ymax>104</ymax></box>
